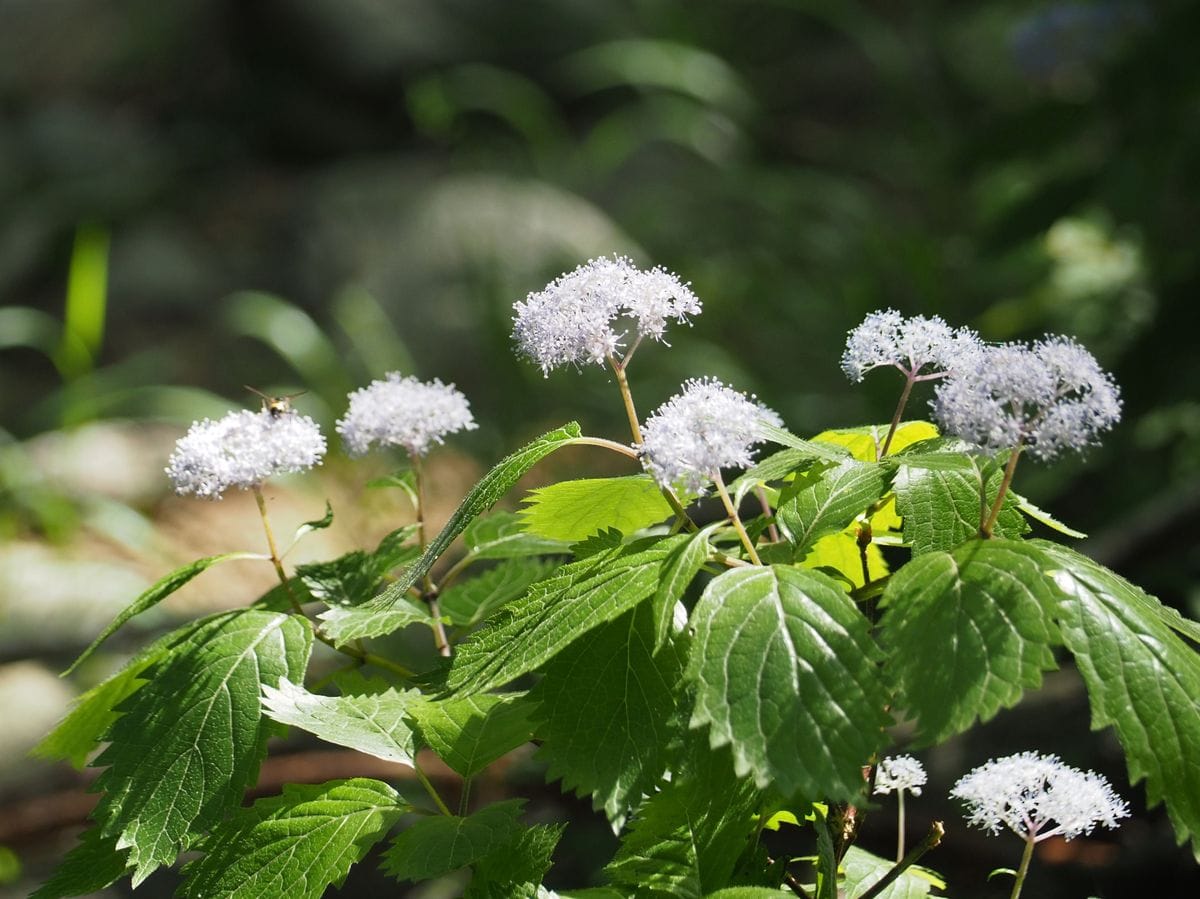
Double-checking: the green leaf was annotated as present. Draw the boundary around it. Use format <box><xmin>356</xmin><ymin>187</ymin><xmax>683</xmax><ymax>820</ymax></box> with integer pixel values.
<box><xmin>320</xmin><ymin>423</ymin><xmax>582</xmax><ymax>643</ymax></box>
<box><xmin>1033</xmin><ymin>541</ymin><xmax>1200</xmax><ymax>854</ymax></box>
<box><xmin>407</xmin><ymin>692</ymin><xmax>536</xmax><ymax>777</ymax></box>
<box><xmin>292</xmin><ymin>501</ymin><xmax>335</xmax><ymax>542</ymax></box>
<box><xmin>651</xmin><ymin>522</ymin><xmax>719</xmax><ymax>647</ymax></box>
<box><xmin>880</xmin><ymin>540</ymin><xmax>1060</xmax><ymax>744</ymax></box>
<box><xmin>261</xmin><ymin>679</ymin><xmax>420</xmax><ymax>765</ymax></box>
<box><xmin>758</xmin><ymin>423</ymin><xmax>851</xmax><ymax>461</ymax></box>
<box><xmin>531</xmin><ymin>604</ymin><xmax>683</xmax><ymax>828</ymax></box>
<box><xmin>439</xmin><ymin>558</ymin><xmax>561</xmax><ymax>627</ymax></box>
<box><xmin>841</xmin><ymin>846</ymin><xmax>946</xmax><ymax>899</ymax></box>
<box><xmin>447</xmin><ymin>535</ymin><xmax>686</xmax><ymax>692</ymax></box>
<box><xmin>464</xmin><ymin>511</ymin><xmax>573</xmax><ymax>560</ymax></box>
<box><xmin>178</xmin><ymin>779</ymin><xmax>407</xmax><ymax>898</ymax></box>
<box><xmin>31</xmin><ymin>827</ymin><xmax>130</xmax><ymax>899</ymax></box>
<box><xmin>687</xmin><ymin>566</ymin><xmax>890</xmax><ymax>800</ymax></box>
<box><xmin>892</xmin><ymin>456</ymin><xmax>1028</xmax><ymax>555</ymax></box>
<box><xmin>297</xmin><ymin>525</ymin><xmax>421</xmax><ymax>608</ymax></box>
<box><xmin>777</xmin><ymin>460</ymin><xmax>893</xmax><ymax>556</ymax></box>
<box><xmin>1013</xmin><ymin>493</ymin><xmax>1087</xmax><ymax>538</ymax></box>
<box><xmin>382</xmin><ymin>800</ymin><xmax>526</xmax><ymax>882</ymax></box>
<box><xmin>813</xmin><ymin>421</ymin><xmax>940</xmax><ymax>462</ymax></box>
<box><xmin>63</xmin><ymin>552</ymin><xmax>258</xmax><ymax>674</ymax></box>
<box><xmin>520</xmin><ymin>475</ymin><xmax>673</xmax><ymax>542</ymax></box>
<box><xmin>607</xmin><ymin>741</ymin><xmax>758</xmax><ymax>898</ymax></box>
<box><xmin>90</xmin><ymin>610</ymin><xmax>312</xmax><ymax>885</ymax></box>
<box><xmin>319</xmin><ymin>599</ymin><xmax>439</xmax><ymax>642</ymax></box>
<box><xmin>730</xmin><ymin>447</ymin><xmax>821</xmax><ymax>504</ymax></box>
<box><xmin>810</xmin><ymin>803</ymin><xmax>838</xmax><ymax>899</ymax></box>
<box><xmin>704</xmin><ymin>890</ymin><xmax>790</xmax><ymax>899</ymax></box>
<box><xmin>465</xmin><ymin>823</ymin><xmax>565</xmax><ymax>898</ymax></box>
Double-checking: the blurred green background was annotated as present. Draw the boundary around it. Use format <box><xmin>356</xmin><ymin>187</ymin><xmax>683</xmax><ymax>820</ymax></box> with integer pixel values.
<box><xmin>1</xmin><ymin>0</ymin><xmax>1197</xmax><ymax>896</ymax></box>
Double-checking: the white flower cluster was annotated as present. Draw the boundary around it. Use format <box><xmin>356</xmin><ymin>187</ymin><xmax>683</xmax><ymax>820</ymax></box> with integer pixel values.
<box><xmin>513</xmin><ymin>256</ymin><xmax>701</xmax><ymax>375</ymax></box>
<box><xmin>639</xmin><ymin>378</ymin><xmax>782</xmax><ymax>495</ymax></box>
<box><xmin>841</xmin><ymin>309</ymin><xmax>982</xmax><ymax>382</ymax></box>
<box><xmin>950</xmin><ymin>751</ymin><xmax>1129</xmax><ymax>842</ymax></box>
<box><xmin>337</xmin><ymin>374</ymin><xmax>477</xmax><ymax>457</ymax></box>
<box><xmin>874</xmin><ymin>754</ymin><xmax>927</xmax><ymax>796</ymax></box>
<box><xmin>931</xmin><ymin>336</ymin><xmax>1121</xmax><ymax>460</ymax></box>
<box><xmin>166</xmin><ymin>409</ymin><xmax>326</xmax><ymax>499</ymax></box>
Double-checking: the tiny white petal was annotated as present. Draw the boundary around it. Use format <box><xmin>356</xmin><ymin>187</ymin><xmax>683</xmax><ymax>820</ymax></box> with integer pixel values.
<box><xmin>874</xmin><ymin>755</ymin><xmax>927</xmax><ymax>796</ymax></box>
<box><xmin>639</xmin><ymin>377</ymin><xmax>782</xmax><ymax>496</ymax></box>
<box><xmin>513</xmin><ymin>256</ymin><xmax>701</xmax><ymax>374</ymax></box>
<box><xmin>950</xmin><ymin>751</ymin><xmax>1129</xmax><ymax>842</ymax></box>
<box><xmin>337</xmin><ymin>374</ymin><xmax>477</xmax><ymax>457</ymax></box>
<box><xmin>166</xmin><ymin>409</ymin><xmax>326</xmax><ymax>500</ymax></box>
<box><xmin>931</xmin><ymin>336</ymin><xmax>1121</xmax><ymax>460</ymax></box>
<box><xmin>842</xmin><ymin>309</ymin><xmax>982</xmax><ymax>382</ymax></box>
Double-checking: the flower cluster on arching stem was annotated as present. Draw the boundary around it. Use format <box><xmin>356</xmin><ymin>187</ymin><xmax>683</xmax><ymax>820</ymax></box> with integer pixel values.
<box><xmin>638</xmin><ymin>377</ymin><xmax>782</xmax><ymax>496</ymax></box>
<box><xmin>512</xmin><ymin>255</ymin><xmax>701</xmax><ymax>375</ymax></box>
<box><xmin>337</xmin><ymin>373</ymin><xmax>477</xmax><ymax>458</ymax></box>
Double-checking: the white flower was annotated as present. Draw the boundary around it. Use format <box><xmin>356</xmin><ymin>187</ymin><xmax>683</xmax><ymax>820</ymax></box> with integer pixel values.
<box><xmin>639</xmin><ymin>378</ymin><xmax>782</xmax><ymax>495</ymax></box>
<box><xmin>166</xmin><ymin>409</ymin><xmax>326</xmax><ymax>499</ymax></box>
<box><xmin>513</xmin><ymin>256</ymin><xmax>701</xmax><ymax>375</ymax></box>
<box><xmin>931</xmin><ymin>336</ymin><xmax>1121</xmax><ymax>460</ymax></box>
<box><xmin>841</xmin><ymin>309</ymin><xmax>982</xmax><ymax>382</ymax></box>
<box><xmin>337</xmin><ymin>374</ymin><xmax>477</xmax><ymax>457</ymax></box>
<box><xmin>950</xmin><ymin>751</ymin><xmax>1129</xmax><ymax>842</ymax></box>
<box><xmin>875</xmin><ymin>755</ymin><xmax>927</xmax><ymax>797</ymax></box>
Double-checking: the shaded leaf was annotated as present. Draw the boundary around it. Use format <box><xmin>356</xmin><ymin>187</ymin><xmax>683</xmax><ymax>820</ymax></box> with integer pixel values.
<box><xmin>841</xmin><ymin>846</ymin><xmax>947</xmax><ymax>899</ymax></box>
<box><xmin>297</xmin><ymin>525</ymin><xmax>421</xmax><ymax>608</ymax></box>
<box><xmin>465</xmin><ymin>823</ymin><xmax>565</xmax><ymax>898</ymax></box>
<box><xmin>179</xmin><ymin>779</ymin><xmax>408</xmax><ymax>899</ymax></box>
<box><xmin>464</xmin><ymin>511</ymin><xmax>573</xmax><ymax>560</ymax></box>
<box><xmin>30</xmin><ymin>827</ymin><xmax>129</xmax><ymax>899</ymax></box>
<box><xmin>407</xmin><ymin>692</ymin><xmax>536</xmax><ymax>777</ymax></box>
<box><xmin>439</xmin><ymin>557</ymin><xmax>560</xmax><ymax>627</ymax></box>
<box><xmin>880</xmin><ymin>540</ymin><xmax>1060</xmax><ymax>743</ymax></box>
<box><xmin>687</xmin><ymin>566</ymin><xmax>890</xmax><ymax>799</ymax></box>
<box><xmin>531</xmin><ymin>604</ymin><xmax>683</xmax><ymax>828</ymax></box>
<box><xmin>447</xmin><ymin>535</ymin><xmax>686</xmax><ymax>692</ymax></box>
<box><xmin>382</xmin><ymin>800</ymin><xmax>526</xmax><ymax>882</ymax></box>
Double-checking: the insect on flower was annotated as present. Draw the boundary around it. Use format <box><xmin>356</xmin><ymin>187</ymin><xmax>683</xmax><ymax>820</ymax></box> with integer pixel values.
<box><xmin>244</xmin><ymin>385</ymin><xmax>307</xmax><ymax>418</ymax></box>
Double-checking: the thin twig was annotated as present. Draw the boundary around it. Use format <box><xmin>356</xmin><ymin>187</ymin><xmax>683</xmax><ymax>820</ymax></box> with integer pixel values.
<box><xmin>857</xmin><ymin>821</ymin><xmax>945</xmax><ymax>899</ymax></box>
<box><xmin>713</xmin><ymin>470</ymin><xmax>762</xmax><ymax>565</ymax></box>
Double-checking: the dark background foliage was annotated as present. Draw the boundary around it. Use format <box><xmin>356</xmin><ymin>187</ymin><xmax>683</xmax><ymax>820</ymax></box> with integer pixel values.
<box><xmin>1</xmin><ymin>1</ymin><xmax>1197</xmax><ymax>896</ymax></box>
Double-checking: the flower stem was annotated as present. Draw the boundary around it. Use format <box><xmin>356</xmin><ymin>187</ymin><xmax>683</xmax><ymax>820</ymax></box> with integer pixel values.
<box><xmin>858</xmin><ymin>821</ymin><xmax>944</xmax><ymax>899</ymax></box>
<box><xmin>608</xmin><ymin>353</ymin><xmax>643</xmax><ymax>445</ymax></box>
<box><xmin>1010</xmin><ymin>834</ymin><xmax>1037</xmax><ymax>899</ymax></box>
<box><xmin>713</xmin><ymin>471</ymin><xmax>762</xmax><ymax>565</ymax></box>
<box><xmin>879</xmin><ymin>372</ymin><xmax>916</xmax><ymax>459</ymax></box>
<box><xmin>981</xmin><ymin>446</ymin><xmax>1023</xmax><ymax>538</ymax></box>
<box><xmin>252</xmin><ymin>486</ymin><xmax>417</xmax><ymax>680</ymax></box>
<box><xmin>411</xmin><ymin>454</ymin><xmax>451</xmax><ymax>658</ymax></box>
<box><xmin>896</xmin><ymin>790</ymin><xmax>906</xmax><ymax>862</ymax></box>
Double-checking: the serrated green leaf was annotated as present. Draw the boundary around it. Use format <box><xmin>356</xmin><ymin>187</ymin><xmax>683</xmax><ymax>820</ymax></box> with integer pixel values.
<box><xmin>892</xmin><ymin>457</ymin><xmax>1027</xmax><ymax>554</ymax></box>
<box><xmin>178</xmin><ymin>779</ymin><xmax>407</xmax><ymax>899</ymax></box>
<box><xmin>31</xmin><ymin>827</ymin><xmax>130</xmax><ymax>899</ymax></box>
<box><xmin>1033</xmin><ymin>541</ymin><xmax>1200</xmax><ymax>854</ymax></box>
<box><xmin>261</xmin><ymin>679</ymin><xmax>420</xmax><ymax>765</ymax></box>
<box><xmin>464</xmin><ymin>511</ymin><xmax>573</xmax><ymax>560</ymax></box>
<box><xmin>1013</xmin><ymin>493</ymin><xmax>1087</xmax><ymax>538</ymax></box>
<box><xmin>651</xmin><ymin>522</ymin><xmax>719</xmax><ymax>647</ymax></box>
<box><xmin>799</xmin><ymin>530</ymin><xmax>887</xmax><ymax>589</ymax></box>
<box><xmin>297</xmin><ymin>525</ymin><xmax>421</xmax><ymax>608</ymax></box>
<box><xmin>758</xmin><ymin>423</ymin><xmax>851</xmax><ymax>461</ymax></box>
<box><xmin>520</xmin><ymin>475</ymin><xmax>673</xmax><ymax>542</ymax></box>
<box><xmin>731</xmin><ymin>447</ymin><xmax>821</xmax><ymax>504</ymax></box>
<box><xmin>777</xmin><ymin>460</ymin><xmax>894</xmax><ymax>556</ymax></box>
<box><xmin>687</xmin><ymin>566</ymin><xmax>890</xmax><ymax>800</ymax></box>
<box><xmin>382</xmin><ymin>800</ymin><xmax>526</xmax><ymax>882</ymax></box>
<box><xmin>407</xmin><ymin>692</ymin><xmax>536</xmax><ymax>777</ymax></box>
<box><xmin>90</xmin><ymin>610</ymin><xmax>312</xmax><ymax>885</ymax></box>
<box><xmin>607</xmin><ymin>741</ymin><xmax>758</xmax><ymax>898</ymax></box>
<box><xmin>812</xmin><ymin>421</ymin><xmax>939</xmax><ymax>462</ymax></box>
<box><xmin>465</xmin><ymin>823</ymin><xmax>565</xmax><ymax>898</ymax></box>
<box><xmin>880</xmin><ymin>540</ymin><xmax>1060</xmax><ymax>744</ymax></box>
<box><xmin>439</xmin><ymin>558</ymin><xmax>561</xmax><ymax>627</ymax></box>
<box><xmin>319</xmin><ymin>424</ymin><xmax>582</xmax><ymax>643</ymax></box>
<box><xmin>319</xmin><ymin>599</ymin><xmax>439</xmax><ymax>642</ymax></box>
<box><xmin>64</xmin><ymin>552</ymin><xmax>258</xmax><ymax>674</ymax></box>
<box><xmin>531</xmin><ymin>604</ymin><xmax>682</xmax><ymax>829</ymax></box>
<box><xmin>447</xmin><ymin>535</ymin><xmax>686</xmax><ymax>693</ymax></box>
<box><xmin>841</xmin><ymin>846</ymin><xmax>946</xmax><ymax>899</ymax></box>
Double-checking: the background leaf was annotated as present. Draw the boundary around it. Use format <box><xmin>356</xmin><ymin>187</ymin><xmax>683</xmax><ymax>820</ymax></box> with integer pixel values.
<box><xmin>179</xmin><ymin>779</ymin><xmax>408</xmax><ymax>899</ymax></box>
<box><xmin>880</xmin><ymin>540</ymin><xmax>1060</xmax><ymax>743</ymax></box>
<box><xmin>687</xmin><ymin>566</ymin><xmax>890</xmax><ymax>800</ymax></box>
<box><xmin>30</xmin><ymin>828</ymin><xmax>129</xmax><ymax>899</ymax></box>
